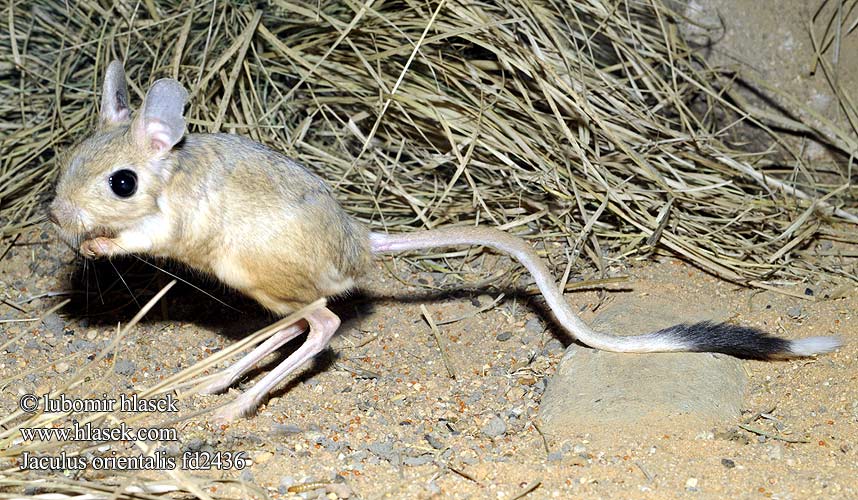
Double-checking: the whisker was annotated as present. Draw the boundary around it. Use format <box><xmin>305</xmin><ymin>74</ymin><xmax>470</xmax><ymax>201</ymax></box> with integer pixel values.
<box><xmin>105</xmin><ymin>257</ymin><xmax>141</xmax><ymax>308</ymax></box>
<box><xmin>69</xmin><ymin>215</ymin><xmax>241</xmax><ymax>314</ymax></box>
<box><xmin>76</xmin><ymin>219</ymin><xmax>104</xmax><ymax>310</ymax></box>
<box><xmin>128</xmin><ymin>254</ymin><xmax>243</xmax><ymax>314</ymax></box>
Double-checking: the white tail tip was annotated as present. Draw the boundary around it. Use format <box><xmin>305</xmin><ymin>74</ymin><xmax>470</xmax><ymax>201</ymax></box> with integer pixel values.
<box><xmin>789</xmin><ymin>336</ymin><xmax>842</xmax><ymax>356</ymax></box>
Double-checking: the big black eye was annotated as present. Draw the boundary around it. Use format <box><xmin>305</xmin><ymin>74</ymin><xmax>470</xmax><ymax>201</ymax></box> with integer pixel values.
<box><xmin>109</xmin><ymin>169</ymin><xmax>137</xmax><ymax>198</ymax></box>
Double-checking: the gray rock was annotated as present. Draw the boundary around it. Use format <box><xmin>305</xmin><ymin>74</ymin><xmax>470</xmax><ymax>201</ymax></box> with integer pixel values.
<box><xmin>425</xmin><ymin>433</ymin><xmax>444</xmax><ymax>449</ymax></box>
<box><xmin>182</xmin><ymin>438</ymin><xmax>215</xmax><ymax>454</ymax></box>
<box><xmin>113</xmin><ymin>360</ymin><xmax>137</xmax><ymax>376</ymax></box>
<box><xmin>67</xmin><ymin>339</ymin><xmax>94</xmax><ymax>353</ymax></box>
<box><xmin>367</xmin><ymin>439</ymin><xmax>398</xmax><ymax>462</ymax></box>
<box><xmin>273</xmin><ymin>423</ymin><xmax>302</xmax><ymax>435</ymax></box>
<box><xmin>403</xmin><ymin>454</ymin><xmax>434</xmax><ymax>466</ymax></box>
<box><xmin>496</xmin><ymin>331</ymin><xmax>513</xmax><ymax>342</ymax></box>
<box><xmin>319</xmin><ymin>437</ymin><xmax>345</xmax><ymax>452</ymax></box>
<box><xmin>539</xmin><ymin>295</ymin><xmax>746</xmax><ymax>435</ymax></box>
<box><xmin>543</xmin><ymin>338</ymin><xmax>564</xmax><ymax>354</ymax></box>
<box><xmin>41</xmin><ymin>313</ymin><xmax>64</xmax><ymax>336</ymax></box>
<box><xmin>347</xmin><ymin>450</ymin><xmax>368</xmax><ymax>464</ymax></box>
<box><xmin>481</xmin><ymin>415</ymin><xmax>507</xmax><ymax>438</ymax></box>
<box><xmin>524</xmin><ymin>318</ymin><xmax>543</xmax><ymax>333</ymax></box>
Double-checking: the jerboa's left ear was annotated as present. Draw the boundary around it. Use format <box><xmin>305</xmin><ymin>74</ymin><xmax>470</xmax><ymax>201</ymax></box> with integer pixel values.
<box><xmin>132</xmin><ymin>78</ymin><xmax>189</xmax><ymax>157</ymax></box>
<box><xmin>99</xmin><ymin>60</ymin><xmax>131</xmax><ymax>127</ymax></box>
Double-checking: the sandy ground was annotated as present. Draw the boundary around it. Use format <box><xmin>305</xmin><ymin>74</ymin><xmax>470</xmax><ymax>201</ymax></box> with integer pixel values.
<box><xmin>0</xmin><ymin>224</ymin><xmax>856</xmax><ymax>499</ymax></box>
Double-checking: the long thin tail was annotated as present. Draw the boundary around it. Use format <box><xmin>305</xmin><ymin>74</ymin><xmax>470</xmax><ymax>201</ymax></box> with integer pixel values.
<box><xmin>369</xmin><ymin>228</ymin><xmax>842</xmax><ymax>359</ymax></box>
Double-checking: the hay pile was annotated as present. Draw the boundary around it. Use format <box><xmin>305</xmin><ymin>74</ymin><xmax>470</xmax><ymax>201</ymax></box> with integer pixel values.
<box><xmin>1</xmin><ymin>0</ymin><xmax>856</xmax><ymax>286</ymax></box>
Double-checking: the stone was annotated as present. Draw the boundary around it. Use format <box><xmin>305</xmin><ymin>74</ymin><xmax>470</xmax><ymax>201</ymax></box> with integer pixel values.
<box><xmin>524</xmin><ymin>317</ymin><xmax>543</xmax><ymax>333</ymax></box>
<box><xmin>496</xmin><ymin>331</ymin><xmax>513</xmax><ymax>342</ymax></box>
<box><xmin>481</xmin><ymin>415</ymin><xmax>507</xmax><ymax>438</ymax></box>
<box><xmin>113</xmin><ymin>360</ymin><xmax>137</xmax><ymax>376</ymax></box>
<box><xmin>539</xmin><ymin>294</ymin><xmax>746</xmax><ymax>436</ymax></box>
<box><xmin>41</xmin><ymin>313</ymin><xmax>64</xmax><ymax>336</ymax></box>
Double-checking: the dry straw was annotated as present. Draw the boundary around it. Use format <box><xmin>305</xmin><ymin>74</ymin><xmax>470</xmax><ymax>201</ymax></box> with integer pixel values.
<box><xmin>2</xmin><ymin>0</ymin><xmax>857</xmax><ymax>287</ymax></box>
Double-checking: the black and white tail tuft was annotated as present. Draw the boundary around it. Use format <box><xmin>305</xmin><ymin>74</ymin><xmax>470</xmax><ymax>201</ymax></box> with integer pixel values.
<box><xmin>653</xmin><ymin>321</ymin><xmax>842</xmax><ymax>359</ymax></box>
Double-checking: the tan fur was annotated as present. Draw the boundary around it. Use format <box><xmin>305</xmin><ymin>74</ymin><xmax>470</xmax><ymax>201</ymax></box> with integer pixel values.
<box><xmin>52</xmin><ymin>127</ymin><xmax>370</xmax><ymax>315</ymax></box>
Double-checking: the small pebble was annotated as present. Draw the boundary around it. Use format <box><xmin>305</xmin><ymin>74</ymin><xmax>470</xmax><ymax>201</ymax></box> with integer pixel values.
<box><xmin>524</xmin><ymin>317</ymin><xmax>543</xmax><ymax>333</ymax></box>
<box><xmin>425</xmin><ymin>433</ymin><xmax>444</xmax><ymax>450</ymax></box>
<box><xmin>685</xmin><ymin>477</ymin><xmax>698</xmax><ymax>490</ymax></box>
<box><xmin>403</xmin><ymin>454</ymin><xmax>433</xmax><ymax>467</ymax></box>
<box><xmin>254</xmin><ymin>451</ymin><xmax>274</xmax><ymax>464</ymax></box>
<box><xmin>67</xmin><ymin>339</ymin><xmax>94</xmax><ymax>353</ymax></box>
<box><xmin>367</xmin><ymin>440</ymin><xmax>397</xmax><ymax>461</ymax></box>
<box><xmin>114</xmin><ymin>360</ymin><xmax>137</xmax><ymax>376</ymax></box>
<box><xmin>496</xmin><ymin>331</ymin><xmax>513</xmax><ymax>342</ymax></box>
<box><xmin>721</xmin><ymin>458</ymin><xmax>735</xmax><ymax>468</ymax></box>
<box><xmin>481</xmin><ymin>415</ymin><xmax>507</xmax><ymax>438</ymax></box>
<box><xmin>327</xmin><ymin>483</ymin><xmax>353</xmax><ymax>498</ymax></box>
<box><xmin>544</xmin><ymin>339</ymin><xmax>564</xmax><ymax>354</ymax></box>
<box><xmin>506</xmin><ymin>387</ymin><xmax>526</xmax><ymax>401</ymax></box>
<box><xmin>274</xmin><ymin>424</ymin><xmax>302</xmax><ymax>435</ymax></box>
<box><xmin>54</xmin><ymin>362</ymin><xmax>69</xmax><ymax>374</ymax></box>
<box><xmin>41</xmin><ymin>313</ymin><xmax>64</xmax><ymax>336</ymax></box>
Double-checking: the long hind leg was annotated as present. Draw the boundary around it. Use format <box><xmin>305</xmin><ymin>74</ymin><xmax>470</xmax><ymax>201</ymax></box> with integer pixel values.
<box><xmin>213</xmin><ymin>307</ymin><xmax>340</xmax><ymax>423</ymax></box>
<box><xmin>197</xmin><ymin>319</ymin><xmax>308</xmax><ymax>395</ymax></box>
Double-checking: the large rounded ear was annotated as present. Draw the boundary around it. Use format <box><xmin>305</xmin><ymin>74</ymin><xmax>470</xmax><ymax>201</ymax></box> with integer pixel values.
<box><xmin>131</xmin><ymin>78</ymin><xmax>189</xmax><ymax>157</ymax></box>
<box><xmin>99</xmin><ymin>60</ymin><xmax>131</xmax><ymax>127</ymax></box>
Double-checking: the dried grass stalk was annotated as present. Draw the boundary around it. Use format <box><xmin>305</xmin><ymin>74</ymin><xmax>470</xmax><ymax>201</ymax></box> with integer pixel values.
<box><xmin>1</xmin><ymin>2</ymin><xmax>856</xmax><ymax>283</ymax></box>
